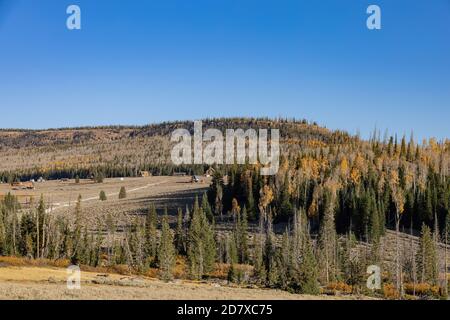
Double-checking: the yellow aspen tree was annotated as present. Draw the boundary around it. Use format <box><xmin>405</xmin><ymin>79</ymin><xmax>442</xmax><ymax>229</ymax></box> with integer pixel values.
<box><xmin>389</xmin><ymin>169</ymin><xmax>405</xmax><ymax>294</ymax></box>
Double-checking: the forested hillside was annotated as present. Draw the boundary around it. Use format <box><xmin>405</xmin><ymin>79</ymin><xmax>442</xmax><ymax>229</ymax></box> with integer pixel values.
<box><xmin>0</xmin><ymin>118</ymin><xmax>349</xmax><ymax>181</ymax></box>
<box><xmin>0</xmin><ymin>118</ymin><xmax>449</xmax><ymax>298</ymax></box>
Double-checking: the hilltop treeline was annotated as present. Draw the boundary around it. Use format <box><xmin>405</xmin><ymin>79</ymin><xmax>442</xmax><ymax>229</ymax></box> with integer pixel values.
<box><xmin>0</xmin><ymin>117</ymin><xmax>350</xmax><ymax>181</ymax></box>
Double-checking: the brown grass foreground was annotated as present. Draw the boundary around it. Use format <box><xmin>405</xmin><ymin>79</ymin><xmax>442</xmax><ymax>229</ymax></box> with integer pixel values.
<box><xmin>0</xmin><ymin>257</ymin><xmax>373</xmax><ymax>300</ymax></box>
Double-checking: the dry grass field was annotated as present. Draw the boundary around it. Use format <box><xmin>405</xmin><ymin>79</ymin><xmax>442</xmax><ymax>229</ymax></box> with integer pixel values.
<box><xmin>0</xmin><ymin>264</ymin><xmax>369</xmax><ymax>300</ymax></box>
<box><xmin>0</xmin><ymin>176</ymin><xmax>210</xmax><ymax>223</ymax></box>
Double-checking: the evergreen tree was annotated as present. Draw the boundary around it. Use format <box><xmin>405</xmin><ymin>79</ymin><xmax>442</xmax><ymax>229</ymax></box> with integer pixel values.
<box><xmin>0</xmin><ymin>207</ymin><xmax>5</xmax><ymax>255</ymax></box>
<box><xmin>227</xmin><ymin>262</ymin><xmax>236</xmax><ymax>283</ymax></box>
<box><xmin>236</xmin><ymin>206</ymin><xmax>249</xmax><ymax>263</ymax></box>
<box><xmin>203</xmin><ymin>215</ymin><xmax>216</xmax><ymax>274</ymax></box>
<box><xmin>187</xmin><ymin>197</ymin><xmax>216</xmax><ymax>279</ymax></box>
<box><xmin>253</xmin><ymin>232</ymin><xmax>266</xmax><ymax>285</ymax></box>
<box><xmin>340</xmin><ymin>233</ymin><xmax>365</xmax><ymax>291</ymax></box>
<box><xmin>297</xmin><ymin>228</ymin><xmax>320</xmax><ymax>294</ymax></box>
<box><xmin>208</xmin><ymin>171</ymin><xmax>224</xmax><ymax>217</ymax></box>
<box><xmin>267</xmin><ymin>251</ymin><xmax>281</xmax><ymax>288</ymax></box>
<box><xmin>99</xmin><ymin>190</ymin><xmax>107</xmax><ymax>201</ymax></box>
<box><xmin>258</xmin><ymin>215</ymin><xmax>281</xmax><ymax>288</ymax></box>
<box><xmin>187</xmin><ymin>200</ymin><xmax>204</xmax><ymax>279</ymax></box>
<box><xmin>93</xmin><ymin>227</ymin><xmax>103</xmax><ymax>267</ymax></box>
<box><xmin>245</xmin><ymin>177</ymin><xmax>255</xmax><ymax>219</ymax></box>
<box><xmin>36</xmin><ymin>194</ymin><xmax>47</xmax><ymax>259</ymax></box>
<box><xmin>71</xmin><ymin>194</ymin><xmax>83</xmax><ymax>264</ymax></box>
<box><xmin>367</xmin><ymin>189</ymin><xmax>381</xmax><ymax>243</ymax></box>
<box><xmin>400</xmin><ymin>136</ymin><xmax>407</xmax><ymax>158</ymax></box>
<box><xmin>76</xmin><ymin>227</ymin><xmax>90</xmax><ymax>265</ymax></box>
<box><xmin>158</xmin><ymin>213</ymin><xmax>176</xmax><ymax>281</ymax></box>
<box><xmin>227</xmin><ymin>234</ymin><xmax>238</xmax><ymax>265</ymax></box>
<box><xmin>145</xmin><ymin>204</ymin><xmax>158</xmax><ymax>261</ymax></box>
<box><xmin>317</xmin><ymin>190</ymin><xmax>339</xmax><ymax>284</ymax></box>
<box><xmin>416</xmin><ymin>224</ymin><xmax>438</xmax><ymax>285</ymax></box>
<box><xmin>201</xmin><ymin>192</ymin><xmax>213</xmax><ymax>222</ymax></box>
<box><xmin>95</xmin><ymin>171</ymin><xmax>104</xmax><ymax>183</ymax></box>
<box><xmin>279</xmin><ymin>230</ymin><xmax>291</xmax><ymax>289</ymax></box>
<box><xmin>279</xmin><ymin>172</ymin><xmax>293</xmax><ymax>219</ymax></box>
<box><xmin>131</xmin><ymin>217</ymin><xmax>146</xmax><ymax>272</ymax></box>
<box><xmin>118</xmin><ymin>186</ymin><xmax>127</xmax><ymax>199</ymax></box>
<box><xmin>174</xmin><ymin>207</ymin><xmax>186</xmax><ymax>254</ymax></box>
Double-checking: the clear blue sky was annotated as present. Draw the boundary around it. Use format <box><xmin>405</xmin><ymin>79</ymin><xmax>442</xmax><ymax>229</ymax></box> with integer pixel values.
<box><xmin>0</xmin><ymin>0</ymin><xmax>449</xmax><ymax>141</ymax></box>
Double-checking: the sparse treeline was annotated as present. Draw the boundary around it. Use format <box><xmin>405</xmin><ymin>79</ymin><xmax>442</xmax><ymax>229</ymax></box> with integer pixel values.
<box><xmin>0</xmin><ymin>193</ymin><xmax>103</xmax><ymax>265</ymax></box>
<box><xmin>0</xmin><ymin>164</ymin><xmax>207</xmax><ymax>183</ymax></box>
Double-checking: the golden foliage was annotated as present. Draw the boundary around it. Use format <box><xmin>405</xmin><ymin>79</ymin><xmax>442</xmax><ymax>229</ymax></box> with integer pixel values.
<box><xmin>231</xmin><ymin>198</ymin><xmax>241</xmax><ymax>215</ymax></box>
<box><xmin>305</xmin><ymin>139</ymin><xmax>327</xmax><ymax>148</ymax></box>
<box><xmin>259</xmin><ymin>185</ymin><xmax>274</xmax><ymax>210</ymax></box>
<box><xmin>0</xmin><ymin>256</ymin><xmax>70</xmax><ymax>268</ymax></box>
<box><xmin>307</xmin><ymin>199</ymin><xmax>318</xmax><ymax>218</ymax></box>
<box><xmin>350</xmin><ymin>167</ymin><xmax>361</xmax><ymax>185</ymax></box>
<box><xmin>173</xmin><ymin>256</ymin><xmax>188</xmax><ymax>279</ymax></box>
<box><xmin>300</xmin><ymin>156</ymin><xmax>321</xmax><ymax>180</ymax></box>
<box><xmin>383</xmin><ymin>283</ymin><xmax>400</xmax><ymax>299</ymax></box>
<box><xmin>322</xmin><ymin>282</ymin><xmax>353</xmax><ymax>295</ymax></box>
<box><xmin>353</xmin><ymin>153</ymin><xmax>365</xmax><ymax>170</ymax></box>
<box><xmin>210</xmin><ymin>263</ymin><xmax>254</xmax><ymax>280</ymax></box>
<box><xmin>404</xmin><ymin>283</ymin><xmax>442</xmax><ymax>298</ymax></box>
<box><xmin>340</xmin><ymin>157</ymin><xmax>349</xmax><ymax>178</ymax></box>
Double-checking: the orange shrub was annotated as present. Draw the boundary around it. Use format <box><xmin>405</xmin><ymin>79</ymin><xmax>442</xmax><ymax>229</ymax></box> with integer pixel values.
<box><xmin>110</xmin><ymin>264</ymin><xmax>132</xmax><ymax>275</ymax></box>
<box><xmin>0</xmin><ymin>256</ymin><xmax>29</xmax><ymax>266</ymax></box>
<box><xmin>209</xmin><ymin>263</ymin><xmax>254</xmax><ymax>281</ymax></box>
<box><xmin>46</xmin><ymin>259</ymin><xmax>71</xmax><ymax>268</ymax></box>
<box><xmin>173</xmin><ymin>256</ymin><xmax>187</xmax><ymax>279</ymax></box>
<box><xmin>383</xmin><ymin>284</ymin><xmax>400</xmax><ymax>299</ymax></box>
<box><xmin>322</xmin><ymin>282</ymin><xmax>353</xmax><ymax>295</ymax></box>
<box><xmin>0</xmin><ymin>256</ymin><xmax>70</xmax><ymax>268</ymax></box>
<box><xmin>143</xmin><ymin>268</ymin><xmax>159</xmax><ymax>279</ymax></box>
<box><xmin>329</xmin><ymin>282</ymin><xmax>353</xmax><ymax>294</ymax></box>
<box><xmin>210</xmin><ymin>263</ymin><xmax>230</xmax><ymax>279</ymax></box>
<box><xmin>404</xmin><ymin>283</ymin><xmax>441</xmax><ymax>298</ymax></box>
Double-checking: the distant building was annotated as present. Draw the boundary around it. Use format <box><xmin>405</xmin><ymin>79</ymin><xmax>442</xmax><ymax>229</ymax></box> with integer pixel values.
<box><xmin>11</xmin><ymin>181</ymin><xmax>34</xmax><ymax>190</ymax></box>
<box><xmin>140</xmin><ymin>170</ymin><xmax>151</xmax><ymax>177</ymax></box>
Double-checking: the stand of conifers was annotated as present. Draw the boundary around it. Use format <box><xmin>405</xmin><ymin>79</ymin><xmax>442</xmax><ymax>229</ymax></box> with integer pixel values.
<box><xmin>0</xmin><ymin>189</ymin><xmax>448</xmax><ymax>299</ymax></box>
